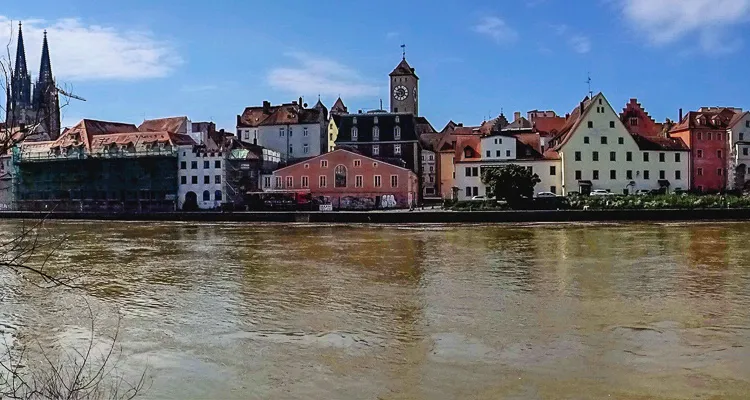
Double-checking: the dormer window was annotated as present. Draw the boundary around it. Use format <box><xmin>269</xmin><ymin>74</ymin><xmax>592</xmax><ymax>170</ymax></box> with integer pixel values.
<box><xmin>374</xmin><ymin>116</ymin><xmax>379</xmax><ymax>124</ymax></box>
<box><xmin>464</xmin><ymin>148</ymin><xmax>473</xmax><ymax>158</ymax></box>
<box><xmin>352</xmin><ymin>117</ymin><xmax>357</xmax><ymax>124</ymax></box>
<box><xmin>394</xmin><ymin>126</ymin><xmax>402</xmax><ymax>140</ymax></box>
<box><xmin>630</xmin><ymin>118</ymin><xmax>638</xmax><ymax>126</ymax></box>
<box><xmin>373</xmin><ymin>126</ymin><xmax>380</xmax><ymax>141</ymax></box>
<box><xmin>395</xmin><ymin>116</ymin><xmax>400</xmax><ymax>123</ymax></box>
<box><xmin>352</xmin><ymin>127</ymin><xmax>358</xmax><ymax>140</ymax></box>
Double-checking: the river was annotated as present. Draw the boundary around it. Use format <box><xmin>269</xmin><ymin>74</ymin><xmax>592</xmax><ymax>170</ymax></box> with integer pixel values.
<box><xmin>1</xmin><ymin>221</ymin><xmax>750</xmax><ymax>399</ymax></box>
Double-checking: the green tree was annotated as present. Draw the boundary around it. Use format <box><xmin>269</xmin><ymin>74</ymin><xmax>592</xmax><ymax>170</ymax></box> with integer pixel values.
<box><xmin>481</xmin><ymin>164</ymin><xmax>541</xmax><ymax>206</ymax></box>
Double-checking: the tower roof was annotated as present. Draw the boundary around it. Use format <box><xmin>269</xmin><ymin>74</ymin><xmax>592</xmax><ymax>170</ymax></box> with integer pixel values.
<box><xmin>389</xmin><ymin>58</ymin><xmax>419</xmax><ymax>79</ymax></box>
<box><xmin>331</xmin><ymin>97</ymin><xmax>348</xmax><ymax>114</ymax></box>
<box><xmin>38</xmin><ymin>30</ymin><xmax>53</xmax><ymax>85</ymax></box>
<box><xmin>14</xmin><ymin>22</ymin><xmax>28</xmax><ymax>78</ymax></box>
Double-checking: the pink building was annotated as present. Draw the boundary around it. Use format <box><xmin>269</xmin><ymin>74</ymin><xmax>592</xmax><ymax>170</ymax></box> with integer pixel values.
<box><xmin>271</xmin><ymin>149</ymin><xmax>418</xmax><ymax>210</ymax></box>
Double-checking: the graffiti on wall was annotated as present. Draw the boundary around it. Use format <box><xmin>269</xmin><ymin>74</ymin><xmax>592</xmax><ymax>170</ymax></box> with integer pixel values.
<box><xmin>339</xmin><ymin>196</ymin><xmax>376</xmax><ymax>210</ymax></box>
<box><xmin>381</xmin><ymin>195</ymin><xmax>397</xmax><ymax>209</ymax></box>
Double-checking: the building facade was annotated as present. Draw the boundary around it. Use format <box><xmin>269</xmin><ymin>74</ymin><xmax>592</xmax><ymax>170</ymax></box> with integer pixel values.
<box><xmin>270</xmin><ymin>149</ymin><xmax>418</xmax><ymax>210</ymax></box>
<box><xmin>727</xmin><ymin>111</ymin><xmax>750</xmax><ymax>191</ymax></box>
<box><xmin>389</xmin><ymin>57</ymin><xmax>419</xmax><ymax>115</ymax></box>
<box><xmin>421</xmin><ymin>149</ymin><xmax>437</xmax><ymax>197</ymax></box>
<box><xmin>236</xmin><ymin>100</ymin><xmax>327</xmax><ymax>161</ymax></box>
<box><xmin>177</xmin><ymin>143</ymin><xmax>226</xmax><ymax>210</ymax></box>
<box><xmin>226</xmin><ymin>142</ymin><xmax>281</xmax><ymax>210</ymax></box>
<box><xmin>548</xmin><ymin>93</ymin><xmax>690</xmax><ymax>195</ymax></box>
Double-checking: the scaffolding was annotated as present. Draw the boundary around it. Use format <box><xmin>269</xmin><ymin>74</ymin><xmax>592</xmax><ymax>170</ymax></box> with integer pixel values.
<box><xmin>12</xmin><ymin>147</ymin><xmax>178</xmax><ymax>212</ymax></box>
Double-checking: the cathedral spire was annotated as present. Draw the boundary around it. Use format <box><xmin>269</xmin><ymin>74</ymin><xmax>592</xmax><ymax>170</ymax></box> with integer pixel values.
<box><xmin>38</xmin><ymin>30</ymin><xmax>53</xmax><ymax>85</ymax></box>
<box><xmin>13</xmin><ymin>21</ymin><xmax>29</xmax><ymax>78</ymax></box>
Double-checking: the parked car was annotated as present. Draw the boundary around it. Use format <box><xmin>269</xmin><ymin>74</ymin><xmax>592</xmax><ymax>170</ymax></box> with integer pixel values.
<box><xmin>471</xmin><ymin>195</ymin><xmax>487</xmax><ymax>201</ymax></box>
<box><xmin>634</xmin><ymin>189</ymin><xmax>651</xmax><ymax>196</ymax></box>
<box><xmin>536</xmin><ymin>192</ymin><xmax>558</xmax><ymax>198</ymax></box>
<box><xmin>590</xmin><ymin>189</ymin><xmax>616</xmax><ymax>197</ymax></box>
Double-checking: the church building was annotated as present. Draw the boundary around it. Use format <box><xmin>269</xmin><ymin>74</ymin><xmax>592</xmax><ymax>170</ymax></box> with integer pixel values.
<box><xmin>5</xmin><ymin>22</ymin><xmax>61</xmax><ymax>139</ymax></box>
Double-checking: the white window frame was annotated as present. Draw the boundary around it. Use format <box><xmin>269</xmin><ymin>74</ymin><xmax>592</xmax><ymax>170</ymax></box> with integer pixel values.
<box><xmin>394</xmin><ymin>144</ymin><xmax>402</xmax><ymax>155</ymax></box>
<box><xmin>373</xmin><ymin>145</ymin><xmax>380</xmax><ymax>156</ymax></box>
<box><xmin>352</xmin><ymin>127</ymin><xmax>359</xmax><ymax>140</ymax></box>
<box><xmin>394</xmin><ymin>126</ymin><xmax>402</xmax><ymax>140</ymax></box>
<box><xmin>303</xmin><ymin>127</ymin><xmax>309</xmax><ymax>137</ymax></box>
<box><xmin>275</xmin><ymin>176</ymin><xmax>282</xmax><ymax>189</ymax></box>
<box><xmin>321</xmin><ymin>160</ymin><xmax>328</xmax><ymax>168</ymax></box>
<box><xmin>286</xmin><ymin>176</ymin><xmax>293</xmax><ymax>188</ymax></box>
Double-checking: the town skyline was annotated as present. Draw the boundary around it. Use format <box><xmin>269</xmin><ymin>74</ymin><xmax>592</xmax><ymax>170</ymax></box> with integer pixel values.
<box><xmin>3</xmin><ymin>0</ymin><xmax>750</xmax><ymax>132</ymax></box>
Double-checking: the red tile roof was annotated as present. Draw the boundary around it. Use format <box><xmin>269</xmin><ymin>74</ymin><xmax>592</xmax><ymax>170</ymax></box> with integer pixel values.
<box><xmin>454</xmin><ymin>135</ymin><xmax>481</xmax><ymax>162</ymax></box>
<box><xmin>237</xmin><ymin>103</ymin><xmax>323</xmax><ymax>128</ymax></box>
<box><xmin>138</xmin><ymin>117</ymin><xmax>188</xmax><ymax>134</ymax></box>
<box><xmin>670</xmin><ymin>108</ymin><xmax>737</xmax><ymax>131</ymax></box>
<box><xmin>532</xmin><ymin>116</ymin><xmax>566</xmax><ymax>137</ymax></box>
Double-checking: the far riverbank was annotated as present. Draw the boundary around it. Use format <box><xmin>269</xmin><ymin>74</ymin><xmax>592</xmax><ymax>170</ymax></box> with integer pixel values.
<box><xmin>1</xmin><ymin>208</ymin><xmax>750</xmax><ymax>223</ymax></box>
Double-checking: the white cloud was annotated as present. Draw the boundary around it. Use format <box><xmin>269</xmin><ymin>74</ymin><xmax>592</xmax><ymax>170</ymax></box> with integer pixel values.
<box><xmin>550</xmin><ymin>24</ymin><xmax>592</xmax><ymax>54</ymax></box>
<box><xmin>386</xmin><ymin>31</ymin><xmax>400</xmax><ymax>39</ymax></box>
<box><xmin>0</xmin><ymin>16</ymin><xmax>180</xmax><ymax>81</ymax></box>
<box><xmin>267</xmin><ymin>52</ymin><xmax>380</xmax><ymax>98</ymax></box>
<box><xmin>473</xmin><ymin>16</ymin><xmax>519</xmax><ymax>44</ymax></box>
<box><xmin>181</xmin><ymin>84</ymin><xmax>219</xmax><ymax>93</ymax></box>
<box><xmin>621</xmin><ymin>0</ymin><xmax>750</xmax><ymax>50</ymax></box>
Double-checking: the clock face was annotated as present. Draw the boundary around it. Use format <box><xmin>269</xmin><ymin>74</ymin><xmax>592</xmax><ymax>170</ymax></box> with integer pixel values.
<box><xmin>393</xmin><ymin>85</ymin><xmax>408</xmax><ymax>101</ymax></box>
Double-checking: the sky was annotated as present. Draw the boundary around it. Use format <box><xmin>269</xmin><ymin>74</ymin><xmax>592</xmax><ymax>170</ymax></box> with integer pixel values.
<box><xmin>2</xmin><ymin>0</ymin><xmax>750</xmax><ymax>132</ymax></box>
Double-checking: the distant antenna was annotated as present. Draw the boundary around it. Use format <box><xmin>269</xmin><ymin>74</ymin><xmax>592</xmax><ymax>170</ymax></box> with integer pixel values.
<box><xmin>380</xmin><ymin>99</ymin><xmax>383</xmax><ymax>110</ymax></box>
<box><xmin>401</xmin><ymin>44</ymin><xmax>406</xmax><ymax>60</ymax></box>
<box><xmin>586</xmin><ymin>72</ymin><xmax>593</xmax><ymax>98</ymax></box>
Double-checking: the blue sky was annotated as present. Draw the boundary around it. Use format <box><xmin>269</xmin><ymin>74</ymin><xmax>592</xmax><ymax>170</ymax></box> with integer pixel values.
<box><xmin>3</xmin><ymin>0</ymin><xmax>750</xmax><ymax>132</ymax></box>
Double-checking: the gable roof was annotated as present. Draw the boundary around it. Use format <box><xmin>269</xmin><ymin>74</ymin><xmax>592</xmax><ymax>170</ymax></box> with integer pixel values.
<box><xmin>503</xmin><ymin>116</ymin><xmax>533</xmax><ymax>131</ymax></box>
<box><xmin>331</xmin><ymin>97</ymin><xmax>348</xmax><ymax>114</ymax></box>
<box><xmin>548</xmin><ymin>94</ymin><xmax>597</xmax><ymax>151</ymax></box>
<box><xmin>389</xmin><ymin>58</ymin><xmax>418</xmax><ymax>78</ymax></box>
<box><xmin>238</xmin><ymin>103</ymin><xmax>323</xmax><ymax>128</ymax></box>
<box><xmin>138</xmin><ymin>117</ymin><xmax>188</xmax><ymax>134</ymax></box>
<box><xmin>273</xmin><ymin>148</ymin><xmax>416</xmax><ymax>175</ymax></box>
<box><xmin>728</xmin><ymin>111</ymin><xmax>750</xmax><ymax>128</ymax></box>
<box><xmin>56</xmin><ymin>119</ymin><xmax>139</xmax><ymax>150</ymax></box>
<box><xmin>670</xmin><ymin>108</ymin><xmax>737</xmax><ymax>132</ymax></box>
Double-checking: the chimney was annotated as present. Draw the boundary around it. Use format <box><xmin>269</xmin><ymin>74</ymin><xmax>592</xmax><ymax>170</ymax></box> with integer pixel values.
<box><xmin>358</xmin><ymin>109</ymin><xmax>363</xmax><ymax>114</ymax></box>
<box><xmin>679</xmin><ymin>108</ymin><xmax>683</xmax><ymax>121</ymax></box>
<box><xmin>514</xmin><ymin>111</ymin><xmax>521</xmax><ymax>121</ymax></box>
<box><xmin>262</xmin><ymin>101</ymin><xmax>270</xmax><ymax>114</ymax></box>
<box><xmin>580</xmin><ymin>102</ymin><xmax>585</xmax><ymax>115</ymax></box>
<box><xmin>299</xmin><ymin>97</ymin><xmax>303</xmax><ymax>107</ymax></box>
<box><xmin>457</xmin><ymin>123</ymin><xmax>464</xmax><ymax>127</ymax></box>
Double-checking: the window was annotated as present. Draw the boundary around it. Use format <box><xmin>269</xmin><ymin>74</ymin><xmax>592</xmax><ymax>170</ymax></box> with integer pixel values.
<box><xmin>355</xmin><ymin>175</ymin><xmax>363</xmax><ymax>188</ymax></box>
<box><xmin>575</xmin><ymin>170</ymin><xmax>582</xmax><ymax>180</ymax></box>
<box><xmin>746</xmin><ymin>121</ymin><xmax>750</xmax><ymax>128</ymax></box>
<box><xmin>352</xmin><ymin>127</ymin><xmax>358</xmax><ymax>140</ymax></box>
<box><xmin>584</xmin><ymin>136</ymin><xmax>590</xmax><ymax>144</ymax></box>
<box><xmin>601</xmin><ymin>137</ymin><xmax>608</xmax><ymax>145</ymax></box>
<box><xmin>593</xmin><ymin>151</ymin><xmax>599</xmax><ymax>162</ymax></box>
<box><xmin>659</xmin><ymin>170</ymin><xmax>665</xmax><ymax>180</ymax></box>
<box><xmin>180</xmin><ymin>176</ymin><xmax>187</xmax><ymax>185</ymax></box>
<box><xmin>626</xmin><ymin>170</ymin><xmax>633</xmax><ymax>180</ymax></box>
<box><xmin>618</xmin><ymin>137</ymin><xmax>624</xmax><ymax>145</ymax></box>
<box><xmin>288</xmin><ymin>128</ymin><xmax>293</xmax><ymax>137</ymax></box>
<box><xmin>354</xmin><ymin>159</ymin><xmax>362</xmax><ymax>167</ymax></box>
<box><xmin>334</xmin><ymin>165</ymin><xmax>347</xmax><ymax>187</ymax></box>
<box><xmin>550</xmin><ymin>186</ymin><xmax>557</xmax><ymax>194</ymax></box>
<box><xmin>374</xmin><ymin>117</ymin><xmax>379</xmax><ymax>124</ymax></box>
<box><xmin>303</xmin><ymin>127</ymin><xmax>309</xmax><ymax>137</ymax></box>
<box><xmin>593</xmin><ymin>170</ymin><xmax>599</xmax><ymax>180</ymax></box>
<box><xmin>302</xmin><ymin>176</ymin><xmax>309</xmax><ymax>188</ymax></box>
<box><xmin>643</xmin><ymin>153</ymin><xmax>650</xmax><ymax>162</ymax></box>
<box><xmin>204</xmin><ymin>176</ymin><xmax>210</xmax><ymax>184</ymax></box>
<box><xmin>626</xmin><ymin>152</ymin><xmax>633</xmax><ymax>162</ymax></box>
<box><xmin>506</xmin><ymin>150</ymin><xmax>511</xmax><ymax>157</ymax></box>
<box><xmin>486</xmin><ymin>151</ymin><xmax>491</xmax><ymax>158</ymax></box>
<box><xmin>708</xmin><ymin>132</ymin><xmax>713</xmax><ymax>140</ymax></box>
<box><xmin>675</xmin><ymin>153</ymin><xmax>681</xmax><ymax>162</ymax></box>
<box><xmin>394</xmin><ymin>126</ymin><xmax>402</xmax><ymax>140</ymax></box>
<box><xmin>192</xmin><ymin>176</ymin><xmax>198</xmax><ymax>184</ymax></box>
<box><xmin>588</xmin><ymin>121</ymin><xmax>594</xmax><ymax>128</ymax></box>
<box><xmin>215</xmin><ymin>160</ymin><xmax>221</xmax><ymax>169</ymax></box>
<box><xmin>473</xmin><ymin>187</ymin><xmax>479</xmax><ymax>197</ymax></box>
<box><xmin>630</xmin><ymin>118</ymin><xmax>638</xmax><ymax>126</ymax></box>
<box><xmin>279</xmin><ymin>128</ymin><xmax>285</xmax><ymax>137</ymax></box>
<box><xmin>275</xmin><ymin>176</ymin><xmax>282</xmax><ymax>189</ymax></box>
<box><xmin>391</xmin><ymin>175</ymin><xmax>398</xmax><ymax>187</ymax></box>
<box><xmin>215</xmin><ymin>175</ymin><xmax>221</xmax><ymax>184</ymax></box>
<box><xmin>697</xmin><ymin>168</ymin><xmax>703</xmax><ymax>176</ymax></box>
<box><xmin>319</xmin><ymin>175</ymin><xmax>327</xmax><ymax>188</ymax></box>
<box><xmin>717</xmin><ymin>133</ymin><xmax>722</xmax><ymax>141</ymax></box>
<box><xmin>394</xmin><ymin>144</ymin><xmax>402</xmax><ymax>155</ymax></box>
<box><xmin>610</xmin><ymin>152</ymin><xmax>616</xmax><ymax>162</ymax></box>
<box><xmin>610</xmin><ymin>170</ymin><xmax>617</xmax><ymax>179</ymax></box>
<box><xmin>675</xmin><ymin>170</ymin><xmax>681</xmax><ymax>180</ymax></box>
<box><xmin>263</xmin><ymin>176</ymin><xmax>271</xmax><ymax>188</ymax></box>
<box><xmin>610</xmin><ymin>121</ymin><xmax>615</xmax><ymax>128</ymax></box>
<box><xmin>180</xmin><ymin>161</ymin><xmax>187</xmax><ymax>170</ymax></box>
<box><xmin>717</xmin><ymin>150</ymin><xmax>723</xmax><ymax>158</ymax></box>
<box><xmin>353</xmin><ymin>117</ymin><xmax>357</xmax><ymax>124</ymax></box>
<box><xmin>717</xmin><ymin>168</ymin><xmax>723</xmax><ymax>176</ymax></box>
<box><xmin>744</xmin><ymin>147</ymin><xmax>749</xmax><ymax>156</ymax></box>
<box><xmin>191</xmin><ymin>161</ymin><xmax>198</xmax><ymax>169</ymax></box>
<box><xmin>429</xmin><ymin>155</ymin><xmax>434</xmax><ymax>161</ymax></box>
<box><xmin>203</xmin><ymin>190</ymin><xmax>210</xmax><ymax>201</ymax></box>
<box><xmin>472</xmin><ymin>167</ymin><xmax>479</xmax><ymax>177</ymax></box>
<box><xmin>697</xmin><ymin>149</ymin><xmax>703</xmax><ymax>158</ymax></box>
<box><xmin>373</xmin><ymin>145</ymin><xmax>380</xmax><ymax>156</ymax></box>
<box><xmin>644</xmin><ymin>170</ymin><xmax>650</xmax><ymax>180</ymax></box>
<box><xmin>373</xmin><ymin>126</ymin><xmax>380</xmax><ymax>141</ymax></box>
<box><xmin>303</xmin><ymin>144</ymin><xmax>309</xmax><ymax>154</ymax></box>
<box><xmin>741</xmin><ymin>133</ymin><xmax>745</xmax><ymax>141</ymax></box>
<box><xmin>202</xmin><ymin>161</ymin><xmax>209</xmax><ymax>169</ymax></box>
<box><xmin>215</xmin><ymin>191</ymin><xmax>223</xmax><ymax>201</ymax></box>
<box><xmin>466</xmin><ymin>187</ymin><xmax>472</xmax><ymax>197</ymax></box>
<box><xmin>496</xmin><ymin>150</ymin><xmax>501</xmax><ymax>157</ymax></box>
<box><xmin>244</xmin><ymin>131</ymin><xmax>249</xmax><ymax>140</ymax></box>
<box><xmin>550</xmin><ymin>166</ymin><xmax>556</xmax><ymax>175</ymax></box>
<box><xmin>697</xmin><ymin>132</ymin><xmax>703</xmax><ymax>140</ymax></box>
<box><xmin>575</xmin><ymin>151</ymin><xmax>582</xmax><ymax>161</ymax></box>
<box><xmin>289</xmin><ymin>145</ymin><xmax>293</xmax><ymax>155</ymax></box>
<box><xmin>374</xmin><ymin>175</ymin><xmax>382</xmax><ymax>188</ymax></box>
<box><xmin>465</xmin><ymin>167</ymin><xmax>472</xmax><ymax>177</ymax></box>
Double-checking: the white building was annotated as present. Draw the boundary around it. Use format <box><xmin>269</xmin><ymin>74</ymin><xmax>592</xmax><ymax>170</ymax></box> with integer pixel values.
<box><xmin>547</xmin><ymin>93</ymin><xmax>690</xmax><ymax>195</ymax></box>
<box><xmin>236</xmin><ymin>100</ymin><xmax>328</xmax><ymax>161</ymax></box>
<box><xmin>454</xmin><ymin>133</ymin><xmax>562</xmax><ymax>200</ymax></box>
<box><xmin>727</xmin><ymin>111</ymin><xmax>750</xmax><ymax>190</ymax></box>
<box><xmin>421</xmin><ymin>149</ymin><xmax>437</xmax><ymax>197</ymax></box>
<box><xmin>177</xmin><ymin>143</ymin><xmax>227</xmax><ymax>210</ymax></box>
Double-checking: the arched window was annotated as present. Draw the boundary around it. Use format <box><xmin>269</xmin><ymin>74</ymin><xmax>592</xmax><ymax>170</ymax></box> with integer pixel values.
<box><xmin>335</xmin><ymin>164</ymin><xmax>347</xmax><ymax>187</ymax></box>
<box><xmin>215</xmin><ymin>190</ymin><xmax>223</xmax><ymax>201</ymax></box>
<box><xmin>351</xmin><ymin>127</ymin><xmax>359</xmax><ymax>140</ymax></box>
<box><xmin>394</xmin><ymin>126</ymin><xmax>402</xmax><ymax>140</ymax></box>
<box><xmin>203</xmin><ymin>190</ymin><xmax>210</xmax><ymax>201</ymax></box>
<box><xmin>373</xmin><ymin>126</ymin><xmax>380</xmax><ymax>141</ymax></box>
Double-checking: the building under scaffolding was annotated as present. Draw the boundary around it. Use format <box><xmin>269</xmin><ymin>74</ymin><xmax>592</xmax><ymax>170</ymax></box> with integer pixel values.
<box><xmin>225</xmin><ymin>140</ymin><xmax>281</xmax><ymax>210</ymax></box>
<box><xmin>13</xmin><ymin>119</ymin><xmax>189</xmax><ymax>212</ymax></box>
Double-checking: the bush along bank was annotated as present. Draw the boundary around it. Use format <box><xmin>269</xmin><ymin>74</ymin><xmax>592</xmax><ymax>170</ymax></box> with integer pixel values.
<box><xmin>567</xmin><ymin>194</ymin><xmax>750</xmax><ymax>210</ymax></box>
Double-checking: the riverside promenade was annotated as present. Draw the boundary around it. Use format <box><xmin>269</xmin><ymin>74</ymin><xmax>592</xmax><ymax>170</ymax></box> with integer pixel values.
<box><xmin>1</xmin><ymin>209</ymin><xmax>750</xmax><ymax>223</ymax></box>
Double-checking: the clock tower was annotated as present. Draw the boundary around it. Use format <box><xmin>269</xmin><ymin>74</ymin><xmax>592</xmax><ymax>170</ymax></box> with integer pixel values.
<box><xmin>389</xmin><ymin>53</ymin><xmax>419</xmax><ymax>115</ymax></box>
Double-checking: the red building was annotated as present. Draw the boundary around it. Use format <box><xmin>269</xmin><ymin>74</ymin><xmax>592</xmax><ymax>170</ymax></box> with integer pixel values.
<box><xmin>669</xmin><ymin>108</ymin><xmax>736</xmax><ymax>192</ymax></box>
<box><xmin>620</xmin><ymin>98</ymin><xmax>666</xmax><ymax>137</ymax></box>
<box><xmin>270</xmin><ymin>149</ymin><xmax>418</xmax><ymax>210</ymax></box>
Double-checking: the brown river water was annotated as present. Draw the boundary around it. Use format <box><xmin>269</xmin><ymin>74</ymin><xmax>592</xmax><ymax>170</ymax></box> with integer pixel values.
<box><xmin>1</xmin><ymin>220</ymin><xmax>750</xmax><ymax>399</ymax></box>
